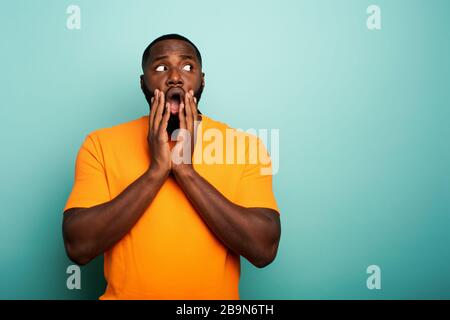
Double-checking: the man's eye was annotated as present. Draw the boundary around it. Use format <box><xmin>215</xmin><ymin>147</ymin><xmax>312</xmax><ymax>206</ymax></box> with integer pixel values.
<box><xmin>155</xmin><ymin>65</ymin><xmax>167</xmax><ymax>72</ymax></box>
<box><xmin>182</xmin><ymin>64</ymin><xmax>193</xmax><ymax>71</ymax></box>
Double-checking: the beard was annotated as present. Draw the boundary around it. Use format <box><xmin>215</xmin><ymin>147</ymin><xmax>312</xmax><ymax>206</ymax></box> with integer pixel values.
<box><xmin>141</xmin><ymin>83</ymin><xmax>203</xmax><ymax>136</ymax></box>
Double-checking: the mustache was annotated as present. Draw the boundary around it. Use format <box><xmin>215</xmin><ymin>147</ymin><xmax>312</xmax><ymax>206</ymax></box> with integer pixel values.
<box><xmin>141</xmin><ymin>84</ymin><xmax>203</xmax><ymax>114</ymax></box>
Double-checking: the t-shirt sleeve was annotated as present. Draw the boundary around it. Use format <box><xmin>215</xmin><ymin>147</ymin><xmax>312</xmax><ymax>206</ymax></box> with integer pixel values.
<box><xmin>63</xmin><ymin>133</ymin><xmax>111</xmax><ymax>212</ymax></box>
<box><xmin>234</xmin><ymin>136</ymin><xmax>279</xmax><ymax>213</ymax></box>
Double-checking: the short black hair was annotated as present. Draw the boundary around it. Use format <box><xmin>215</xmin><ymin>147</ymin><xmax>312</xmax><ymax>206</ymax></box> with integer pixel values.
<box><xmin>141</xmin><ymin>34</ymin><xmax>202</xmax><ymax>71</ymax></box>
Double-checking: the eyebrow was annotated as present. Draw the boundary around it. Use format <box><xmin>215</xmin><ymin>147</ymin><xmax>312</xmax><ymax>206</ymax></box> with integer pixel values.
<box><xmin>151</xmin><ymin>54</ymin><xmax>196</xmax><ymax>64</ymax></box>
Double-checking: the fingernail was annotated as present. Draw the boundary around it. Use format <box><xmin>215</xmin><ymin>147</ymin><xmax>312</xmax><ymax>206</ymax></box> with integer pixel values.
<box><xmin>151</xmin><ymin>97</ymin><xmax>154</xmax><ymax>103</ymax></box>
<box><xmin>194</xmin><ymin>97</ymin><xmax>197</xmax><ymax>103</ymax></box>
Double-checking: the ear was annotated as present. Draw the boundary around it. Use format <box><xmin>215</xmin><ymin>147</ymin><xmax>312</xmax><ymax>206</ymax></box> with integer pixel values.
<box><xmin>201</xmin><ymin>72</ymin><xmax>205</xmax><ymax>88</ymax></box>
<box><xmin>140</xmin><ymin>75</ymin><xmax>145</xmax><ymax>90</ymax></box>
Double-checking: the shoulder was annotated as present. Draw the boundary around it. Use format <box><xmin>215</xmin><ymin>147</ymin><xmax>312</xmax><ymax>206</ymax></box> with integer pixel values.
<box><xmin>202</xmin><ymin>115</ymin><xmax>231</xmax><ymax>132</ymax></box>
<box><xmin>201</xmin><ymin>115</ymin><xmax>269</xmax><ymax>161</ymax></box>
<box><xmin>202</xmin><ymin>115</ymin><xmax>257</xmax><ymax>141</ymax></box>
<box><xmin>87</xmin><ymin>116</ymin><xmax>147</xmax><ymax>143</ymax></box>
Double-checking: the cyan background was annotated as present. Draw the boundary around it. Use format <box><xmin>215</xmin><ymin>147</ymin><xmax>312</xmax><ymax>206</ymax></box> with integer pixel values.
<box><xmin>1</xmin><ymin>0</ymin><xmax>449</xmax><ymax>299</ymax></box>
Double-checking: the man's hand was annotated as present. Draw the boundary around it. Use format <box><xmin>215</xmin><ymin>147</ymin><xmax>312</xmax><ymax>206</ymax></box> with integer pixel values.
<box><xmin>148</xmin><ymin>89</ymin><xmax>171</xmax><ymax>177</ymax></box>
<box><xmin>172</xmin><ymin>89</ymin><xmax>199</xmax><ymax>177</ymax></box>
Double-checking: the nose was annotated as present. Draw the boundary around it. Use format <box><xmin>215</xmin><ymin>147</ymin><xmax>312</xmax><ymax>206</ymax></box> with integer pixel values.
<box><xmin>166</xmin><ymin>69</ymin><xmax>183</xmax><ymax>87</ymax></box>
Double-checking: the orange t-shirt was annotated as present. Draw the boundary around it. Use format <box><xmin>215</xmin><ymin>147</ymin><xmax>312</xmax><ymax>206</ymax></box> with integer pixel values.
<box><xmin>64</xmin><ymin>114</ymin><xmax>279</xmax><ymax>300</ymax></box>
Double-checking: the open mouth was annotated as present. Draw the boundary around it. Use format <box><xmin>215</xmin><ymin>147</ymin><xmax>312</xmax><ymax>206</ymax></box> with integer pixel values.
<box><xmin>165</xmin><ymin>87</ymin><xmax>185</xmax><ymax>115</ymax></box>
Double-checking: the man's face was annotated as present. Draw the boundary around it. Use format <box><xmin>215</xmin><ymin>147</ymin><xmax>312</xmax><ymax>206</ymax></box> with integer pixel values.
<box><xmin>140</xmin><ymin>39</ymin><xmax>205</xmax><ymax>134</ymax></box>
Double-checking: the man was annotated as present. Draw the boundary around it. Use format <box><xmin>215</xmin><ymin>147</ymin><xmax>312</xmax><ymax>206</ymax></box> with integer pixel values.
<box><xmin>62</xmin><ymin>34</ymin><xmax>281</xmax><ymax>300</ymax></box>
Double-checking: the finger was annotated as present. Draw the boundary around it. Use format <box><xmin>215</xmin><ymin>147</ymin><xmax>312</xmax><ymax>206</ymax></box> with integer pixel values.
<box><xmin>159</xmin><ymin>102</ymin><xmax>171</xmax><ymax>135</ymax></box>
<box><xmin>149</xmin><ymin>89</ymin><xmax>159</xmax><ymax>131</ymax></box>
<box><xmin>153</xmin><ymin>90</ymin><xmax>165</xmax><ymax>132</ymax></box>
<box><xmin>188</xmin><ymin>92</ymin><xmax>195</xmax><ymax>133</ymax></box>
<box><xmin>190</xmin><ymin>90</ymin><xmax>198</xmax><ymax>121</ymax></box>
<box><xmin>189</xmin><ymin>91</ymin><xmax>198</xmax><ymax>146</ymax></box>
<box><xmin>191</xmin><ymin>94</ymin><xmax>199</xmax><ymax>135</ymax></box>
<box><xmin>178</xmin><ymin>102</ymin><xmax>186</xmax><ymax>130</ymax></box>
<box><xmin>185</xmin><ymin>91</ymin><xmax>193</xmax><ymax>133</ymax></box>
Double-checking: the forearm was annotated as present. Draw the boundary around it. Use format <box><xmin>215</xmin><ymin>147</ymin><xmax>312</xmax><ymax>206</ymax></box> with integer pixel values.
<box><xmin>173</xmin><ymin>168</ymin><xmax>280</xmax><ymax>268</ymax></box>
<box><xmin>63</xmin><ymin>167</ymin><xmax>167</xmax><ymax>265</ymax></box>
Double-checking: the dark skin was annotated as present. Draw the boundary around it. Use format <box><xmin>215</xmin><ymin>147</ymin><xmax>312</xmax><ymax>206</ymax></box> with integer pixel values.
<box><xmin>62</xmin><ymin>39</ymin><xmax>281</xmax><ymax>268</ymax></box>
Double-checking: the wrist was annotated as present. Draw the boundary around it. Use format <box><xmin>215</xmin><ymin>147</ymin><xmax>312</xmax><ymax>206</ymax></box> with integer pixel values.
<box><xmin>172</xmin><ymin>164</ymin><xmax>195</xmax><ymax>180</ymax></box>
<box><xmin>145</xmin><ymin>164</ymin><xmax>169</xmax><ymax>182</ymax></box>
